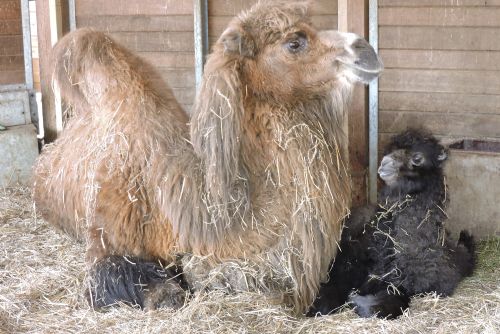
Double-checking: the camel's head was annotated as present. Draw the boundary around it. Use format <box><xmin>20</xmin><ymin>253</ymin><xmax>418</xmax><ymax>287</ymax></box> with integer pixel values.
<box><xmin>213</xmin><ymin>0</ymin><xmax>383</xmax><ymax>104</ymax></box>
<box><xmin>378</xmin><ymin>129</ymin><xmax>448</xmax><ymax>189</ymax></box>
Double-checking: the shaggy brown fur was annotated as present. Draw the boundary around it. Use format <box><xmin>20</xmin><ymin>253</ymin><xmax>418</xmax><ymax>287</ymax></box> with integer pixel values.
<box><xmin>33</xmin><ymin>0</ymin><xmax>382</xmax><ymax>313</ymax></box>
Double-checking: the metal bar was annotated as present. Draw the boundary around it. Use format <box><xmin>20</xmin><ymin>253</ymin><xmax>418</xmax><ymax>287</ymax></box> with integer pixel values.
<box><xmin>68</xmin><ymin>0</ymin><xmax>76</xmax><ymax>31</ymax></box>
<box><xmin>194</xmin><ymin>0</ymin><xmax>209</xmax><ymax>92</ymax></box>
<box><xmin>21</xmin><ymin>0</ymin><xmax>34</xmax><ymax>91</ymax></box>
<box><xmin>368</xmin><ymin>0</ymin><xmax>379</xmax><ymax>204</ymax></box>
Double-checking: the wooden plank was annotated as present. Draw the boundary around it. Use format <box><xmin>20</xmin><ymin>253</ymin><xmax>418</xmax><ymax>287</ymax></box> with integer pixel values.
<box><xmin>380</xmin><ymin>7</ymin><xmax>500</xmax><ymax>27</ymax></box>
<box><xmin>110</xmin><ymin>32</ymin><xmax>194</xmax><ymax>52</ymax></box>
<box><xmin>0</xmin><ymin>55</ymin><xmax>24</xmax><ymax>72</ymax></box>
<box><xmin>0</xmin><ymin>70</ymin><xmax>24</xmax><ymax>85</ymax></box>
<box><xmin>380</xmin><ymin>26</ymin><xmax>500</xmax><ymax>50</ymax></box>
<box><xmin>0</xmin><ymin>0</ymin><xmax>21</xmax><ymax>20</ymax></box>
<box><xmin>156</xmin><ymin>69</ymin><xmax>195</xmax><ymax>88</ymax></box>
<box><xmin>379</xmin><ymin>0</ymin><xmax>500</xmax><ymax>7</ymax></box>
<box><xmin>208</xmin><ymin>0</ymin><xmax>337</xmax><ymax>16</ymax></box>
<box><xmin>32</xmin><ymin>58</ymin><xmax>41</xmax><ymax>92</ymax></box>
<box><xmin>36</xmin><ymin>0</ymin><xmax>57</xmax><ymax>142</ymax></box>
<box><xmin>77</xmin><ymin>15</ymin><xmax>194</xmax><ymax>32</ymax></box>
<box><xmin>380</xmin><ymin>91</ymin><xmax>500</xmax><ymax>115</ymax></box>
<box><xmin>380</xmin><ymin>69</ymin><xmax>500</xmax><ymax>95</ymax></box>
<box><xmin>171</xmin><ymin>88</ymin><xmax>196</xmax><ymax>104</ymax></box>
<box><xmin>138</xmin><ymin>52</ymin><xmax>194</xmax><ymax>69</ymax></box>
<box><xmin>208</xmin><ymin>15</ymin><xmax>338</xmax><ymax>37</ymax></box>
<box><xmin>0</xmin><ymin>36</ymin><xmax>23</xmax><ymax>56</ymax></box>
<box><xmin>339</xmin><ymin>0</ymin><xmax>368</xmax><ymax>206</ymax></box>
<box><xmin>0</xmin><ymin>20</ymin><xmax>22</xmax><ymax>35</ymax></box>
<box><xmin>380</xmin><ymin>49</ymin><xmax>500</xmax><ymax>71</ymax></box>
<box><xmin>76</xmin><ymin>0</ymin><xmax>193</xmax><ymax>16</ymax></box>
<box><xmin>379</xmin><ymin>111</ymin><xmax>500</xmax><ymax>138</ymax></box>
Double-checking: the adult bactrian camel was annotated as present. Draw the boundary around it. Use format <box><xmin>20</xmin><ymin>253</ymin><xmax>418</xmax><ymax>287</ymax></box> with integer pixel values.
<box><xmin>33</xmin><ymin>0</ymin><xmax>382</xmax><ymax>313</ymax></box>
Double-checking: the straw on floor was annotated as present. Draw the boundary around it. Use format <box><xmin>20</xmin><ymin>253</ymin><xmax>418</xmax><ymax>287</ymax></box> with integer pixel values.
<box><xmin>0</xmin><ymin>187</ymin><xmax>498</xmax><ymax>334</ymax></box>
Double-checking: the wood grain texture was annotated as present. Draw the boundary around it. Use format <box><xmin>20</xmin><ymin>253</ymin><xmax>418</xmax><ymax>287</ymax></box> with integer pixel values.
<box><xmin>0</xmin><ymin>70</ymin><xmax>24</xmax><ymax>85</ymax></box>
<box><xmin>380</xmin><ymin>92</ymin><xmax>500</xmax><ymax>115</ymax></box>
<box><xmin>0</xmin><ymin>35</ymin><xmax>23</xmax><ymax>56</ymax></box>
<box><xmin>76</xmin><ymin>0</ymin><xmax>193</xmax><ymax>16</ymax></box>
<box><xmin>138</xmin><ymin>52</ymin><xmax>194</xmax><ymax>69</ymax></box>
<box><xmin>380</xmin><ymin>69</ymin><xmax>500</xmax><ymax>95</ymax></box>
<box><xmin>109</xmin><ymin>32</ymin><xmax>194</xmax><ymax>52</ymax></box>
<box><xmin>380</xmin><ymin>26</ymin><xmax>500</xmax><ymax>50</ymax></box>
<box><xmin>380</xmin><ymin>7</ymin><xmax>500</xmax><ymax>26</ymax></box>
<box><xmin>380</xmin><ymin>49</ymin><xmax>500</xmax><ymax>70</ymax></box>
<box><xmin>0</xmin><ymin>55</ymin><xmax>24</xmax><ymax>71</ymax></box>
<box><xmin>0</xmin><ymin>0</ymin><xmax>20</xmax><ymax>20</ymax></box>
<box><xmin>0</xmin><ymin>19</ymin><xmax>21</xmax><ymax>35</ymax></box>
<box><xmin>380</xmin><ymin>111</ymin><xmax>500</xmax><ymax>138</ymax></box>
<box><xmin>379</xmin><ymin>0</ymin><xmax>500</xmax><ymax>7</ymax></box>
<box><xmin>77</xmin><ymin>15</ymin><xmax>194</xmax><ymax>32</ymax></box>
<box><xmin>36</xmin><ymin>0</ymin><xmax>57</xmax><ymax>142</ymax></box>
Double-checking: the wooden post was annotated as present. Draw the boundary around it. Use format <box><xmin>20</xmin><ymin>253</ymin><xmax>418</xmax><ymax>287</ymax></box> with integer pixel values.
<box><xmin>338</xmin><ymin>0</ymin><xmax>369</xmax><ymax>207</ymax></box>
<box><xmin>36</xmin><ymin>0</ymin><xmax>69</xmax><ymax>143</ymax></box>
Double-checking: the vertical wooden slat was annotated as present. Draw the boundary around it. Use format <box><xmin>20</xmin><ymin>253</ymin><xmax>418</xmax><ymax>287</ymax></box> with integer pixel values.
<box><xmin>36</xmin><ymin>0</ymin><xmax>69</xmax><ymax>143</ymax></box>
<box><xmin>36</xmin><ymin>0</ymin><xmax>57</xmax><ymax>142</ymax></box>
<box><xmin>338</xmin><ymin>0</ymin><xmax>369</xmax><ymax>207</ymax></box>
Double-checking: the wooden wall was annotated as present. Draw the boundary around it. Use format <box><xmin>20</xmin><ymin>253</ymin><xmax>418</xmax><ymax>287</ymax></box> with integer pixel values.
<box><xmin>378</xmin><ymin>0</ymin><xmax>500</xmax><ymax>147</ymax></box>
<box><xmin>0</xmin><ymin>0</ymin><xmax>24</xmax><ymax>85</ymax></box>
<box><xmin>75</xmin><ymin>0</ymin><xmax>195</xmax><ymax>112</ymax></box>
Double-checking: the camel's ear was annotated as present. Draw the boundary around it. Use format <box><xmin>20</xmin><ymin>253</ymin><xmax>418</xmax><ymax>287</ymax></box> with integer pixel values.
<box><xmin>437</xmin><ymin>149</ymin><xmax>448</xmax><ymax>162</ymax></box>
<box><xmin>220</xmin><ymin>27</ymin><xmax>256</xmax><ymax>57</ymax></box>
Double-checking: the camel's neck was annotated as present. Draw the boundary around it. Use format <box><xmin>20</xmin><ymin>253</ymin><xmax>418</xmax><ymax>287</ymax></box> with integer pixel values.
<box><xmin>239</xmin><ymin>92</ymin><xmax>351</xmax><ymax>176</ymax></box>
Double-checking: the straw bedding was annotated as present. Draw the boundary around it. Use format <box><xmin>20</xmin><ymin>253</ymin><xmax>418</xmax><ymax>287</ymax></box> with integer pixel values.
<box><xmin>1</xmin><ymin>187</ymin><xmax>498</xmax><ymax>334</ymax></box>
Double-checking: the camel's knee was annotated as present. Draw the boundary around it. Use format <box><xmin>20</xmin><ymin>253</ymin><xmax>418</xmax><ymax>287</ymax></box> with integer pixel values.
<box><xmin>86</xmin><ymin>255</ymin><xmax>187</xmax><ymax>310</ymax></box>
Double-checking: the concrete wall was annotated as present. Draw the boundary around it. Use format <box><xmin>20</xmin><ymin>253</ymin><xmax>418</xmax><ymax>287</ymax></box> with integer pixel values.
<box><xmin>445</xmin><ymin>146</ymin><xmax>500</xmax><ymax>239</ymax></box>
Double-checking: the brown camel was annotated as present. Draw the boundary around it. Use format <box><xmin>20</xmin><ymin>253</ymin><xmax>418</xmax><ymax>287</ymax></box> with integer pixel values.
<box><xmin>33</xmin><ymin>0</ymin><xmax>382</xmax><ymax>313</ymax></box>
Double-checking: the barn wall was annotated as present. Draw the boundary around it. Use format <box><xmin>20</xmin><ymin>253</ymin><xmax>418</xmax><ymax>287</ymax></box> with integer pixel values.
<box><xmin>378</xmin><ymin>0</ymin><xmax>500</xmax><ymax>147</ymax></box>
<box><xmin>0</xmin><ymin>0</ymin><xmax>25</xmax><ymax>85</ymax></box>
<box><xmin>75</xmin><ymin>0</ymin><xmax>195</xmax><ymax>112</ymax></box>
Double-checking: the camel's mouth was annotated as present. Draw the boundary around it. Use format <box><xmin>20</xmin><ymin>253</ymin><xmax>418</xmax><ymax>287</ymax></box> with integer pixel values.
<box><xmin>328</xmin><ymin>32</ymin><xmax>384</xmax><ymax>84</ymax></box>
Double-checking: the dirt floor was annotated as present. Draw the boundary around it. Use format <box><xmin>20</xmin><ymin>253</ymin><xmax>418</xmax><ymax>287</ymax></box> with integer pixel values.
<box><xmin>1</xmin><ymin>187</ymin><xmax>499</xmax><ymax>334</ymax></box>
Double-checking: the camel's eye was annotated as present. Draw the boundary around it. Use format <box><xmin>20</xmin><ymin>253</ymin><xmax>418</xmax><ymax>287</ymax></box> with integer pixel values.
<box><xmin>285</xmin><ymin>32</ymin><xmax>307</xmax><ymax>53</ymax></box>
<box><xmin>411</xmin><ymin>152</ymin><xmax>425</xmax><ymax>167</ymax></box>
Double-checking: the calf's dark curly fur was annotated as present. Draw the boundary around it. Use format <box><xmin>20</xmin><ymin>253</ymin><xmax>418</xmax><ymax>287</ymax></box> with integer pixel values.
<box><xmin>308</xmin><ymin>129</ymin><xmax>476</xmax><ymax>319</ymax></box>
